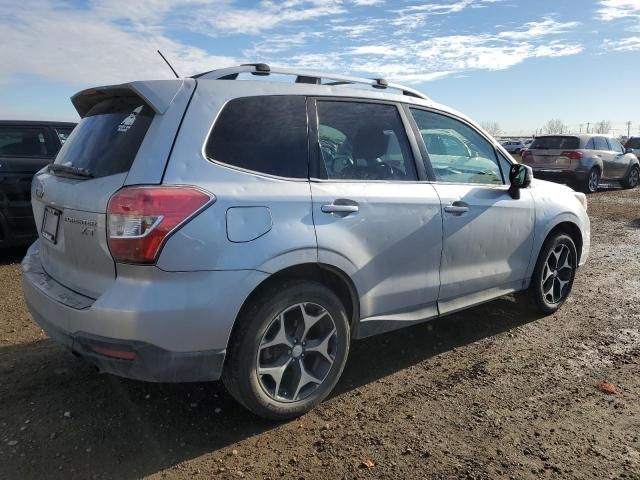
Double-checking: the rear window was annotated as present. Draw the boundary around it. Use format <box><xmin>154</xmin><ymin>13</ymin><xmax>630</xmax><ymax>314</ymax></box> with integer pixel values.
<box><xmin>530</xmin><ymin>136</ymin><xmax>579</xmax><ymax>150</ymax></box>
<box><xmin>626</xmin><ymin>138</ymin><xmax>640</xmax><ymax>149</ymax></box>
<box><xmin>55</xmin><ymin>97</ymin><xmax>154</xmax><ymax>178</ymax></box>
<box><xmin>205</xmin><ymin>96</ymin><xmax>308</xmax><ymax>178</ymax></box>
<box><xmin>0</xmin><ymin>126</ymin><xmax>53</xmax><ymax>157</ymax></box>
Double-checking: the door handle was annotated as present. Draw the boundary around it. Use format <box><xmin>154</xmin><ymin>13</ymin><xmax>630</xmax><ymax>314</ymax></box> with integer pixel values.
<box><xmin>321</xmin><ymin>204</ymin><xmax>359</xmax><ymax>214</ymax></box>
<box><xmin>444</xmin><ymin>201</ymin><xmax>469</xmax><ymax>215</ymax></box>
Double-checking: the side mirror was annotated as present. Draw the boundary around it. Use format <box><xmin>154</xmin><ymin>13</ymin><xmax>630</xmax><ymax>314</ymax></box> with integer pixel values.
<box><xmin>508</xmin><ymin>164</ymin><xmax>533</xmax><ymax>199</ymax></box>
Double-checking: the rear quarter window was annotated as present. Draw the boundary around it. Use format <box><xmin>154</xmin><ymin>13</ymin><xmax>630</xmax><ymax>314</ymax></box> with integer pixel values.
<box><xmin>205</xmin><ymin>96</ymin><xmax>308</xmax><ymax>178</ymax></box>
<box><xmin>530</xmin><ymin>136</ymin><xmax>579</xmax><ymax>150</ymax></box>
<box><xmin>55</xmin><ymin>97</ymin><xmax>154</xmax><ymax>178</ymax></box>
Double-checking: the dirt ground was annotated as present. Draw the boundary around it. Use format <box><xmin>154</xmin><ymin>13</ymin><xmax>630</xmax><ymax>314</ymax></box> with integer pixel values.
<box><xmin>1</xmin><ymin>186</ymin><xmax>639</xmax><ymax>480</ymax></box>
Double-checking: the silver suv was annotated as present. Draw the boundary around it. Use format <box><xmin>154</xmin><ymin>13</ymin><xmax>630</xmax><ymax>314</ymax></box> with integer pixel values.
<box><xmin>22</xmin><ymin>64</ymin><xmax>590</xmax><ymax>420</ymax></box>
<box><xmin>521</xmin><ymin>134</ymin><xmax>640</xmax><ymax>193</ymax></box>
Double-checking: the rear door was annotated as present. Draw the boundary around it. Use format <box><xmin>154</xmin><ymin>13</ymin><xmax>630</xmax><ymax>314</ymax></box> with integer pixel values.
<box><xmin>0</xmin><ymin>125</ymin><xmax>57</xmax><ymax>241</ymax></box>
<box><xmin>593</xmin><ymin>136</ymin><xmax>614</xmax><ymax>179</ymax></box>
<box><xmin>32</xmin><ymin>80</ymin><xmax>193</xmax><ymax>298</ymax></box>
<box><xmin>309</xmin><ymin>99</ymin><xmax>443</xmax><ymax>334</ymax></box>
<box><xmin>408</xmin><ymin>108</ymin><xmax>535</xmax><ymax>314</ymax></box>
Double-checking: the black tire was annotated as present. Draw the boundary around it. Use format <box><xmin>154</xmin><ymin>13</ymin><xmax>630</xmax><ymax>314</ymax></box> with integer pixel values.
<box><xmin>529</xmin><ymin>233</ymin><xmax>578</xmax><ymax>315</ymax></box>
<box><xmin>582</xmin><ymin>167</ymin><xmax>600</xmax><ymax>194</ymax></box>
<box><xmin>622</xmin><ymin>165</ymin><xmax>639</xmax><ymax>189</ymax></box>
<box><xmin>222</xmin><ymin>280</ymin><xmax>350</xmax><ymax>421</ymax></box>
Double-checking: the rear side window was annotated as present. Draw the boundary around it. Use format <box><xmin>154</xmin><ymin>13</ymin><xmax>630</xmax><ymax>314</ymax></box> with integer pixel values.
<box><xmin>593</xmin><ymin>137</ymin><xmax>608</xmax><ymax>151</ymax></box>
<box><xmin>55</xmin><ymin>97</ymin><xmax>154</xmax><ymax>178</ymax></box>
<box><xmin>206</xmin><ymin>96</ymin><xmax>308</xmax><ymax>178</ymax></box>
<box><xmin>530</xmin><ymin>136</ymin><xmax>579</xmax><ymax>150</ymax></box>
<box><xmin>585</xmin><ymin>138</ymin><xmax>595</xmax><ymax>150</ymax></box>
<box><xmin>0</xmin><ymin>127</ymin><xmax>53</xmax><ymax>157</ymax></box>
<box><xmin>627</xmin><ymin>138</ymin><xmax>640</xmax><ymax>149</ymax></box>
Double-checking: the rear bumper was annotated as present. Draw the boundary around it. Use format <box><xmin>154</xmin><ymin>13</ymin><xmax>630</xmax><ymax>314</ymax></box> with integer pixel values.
<box><xmin>530</xmin><ymin>168</ymin><xmax>587</xmax><ymax>185</ymax></box>
<box><xmin>22</xmin><ymin>241</ymin><xmax>268</xmax><ymax>382</ymax></box>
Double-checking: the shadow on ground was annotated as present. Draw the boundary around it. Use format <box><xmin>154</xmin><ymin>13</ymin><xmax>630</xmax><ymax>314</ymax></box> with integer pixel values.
<box><xmin>0</xmin><ymin>294</ymin><xmax>541</xmax><ymax>479</ymax></box>
<box><xmin>0</xmin><ymin>246</ymin><xmax>28</xmax><ymax>266</ymax></box>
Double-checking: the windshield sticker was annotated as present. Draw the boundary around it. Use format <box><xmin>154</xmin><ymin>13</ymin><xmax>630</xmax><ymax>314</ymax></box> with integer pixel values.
<box><xmin>117</xmin><ymin>105</ymin><xmax>143</xmax><ymax>133</ymax></box>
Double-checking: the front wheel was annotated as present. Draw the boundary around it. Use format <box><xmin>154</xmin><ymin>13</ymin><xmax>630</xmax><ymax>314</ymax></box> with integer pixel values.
<box><xmin>222</xmin><ymin>281</ymin><xmax>350</xmax><ymax>420</ymax></box>
<box><xmin>622</xmin><ymin>165</ymin><xmax>639</xmax><ymax>189</ymax></box>
<box><xmin>529</xmin><ymin>233</ymin><xmax>578</xmax><ymax>315</ymax></box>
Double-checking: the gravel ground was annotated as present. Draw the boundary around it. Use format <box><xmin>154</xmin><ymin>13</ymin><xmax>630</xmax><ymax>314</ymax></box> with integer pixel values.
<box><xmin>1</xmin><ymin>187</ymin><xmax>639</xmax><ymax>480</ymax></box>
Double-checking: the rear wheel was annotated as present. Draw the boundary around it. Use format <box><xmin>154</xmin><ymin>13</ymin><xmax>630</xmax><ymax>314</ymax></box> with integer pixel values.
<box><xmin>622</xmin><ymin>165</ymin><xmax>639</xmax><ymax>189</ymax></box>
<box><xmin>529</xmin><ymin>233</ymin><xmax>577</xmax><ymax>315</ymax></box>
<box><xmin>583</xmin><ymin>167</ymin><xmax>600</xmax><ymax>194</ymax></box>
<box><xmin>223</xmin><ymin>281</ymin><xmax>350</xmax><ymax>420</ymax></box>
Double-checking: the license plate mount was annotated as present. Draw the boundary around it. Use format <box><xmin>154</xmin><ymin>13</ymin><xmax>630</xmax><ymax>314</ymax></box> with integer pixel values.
<box><xmin>41</xmin><ymin>206</ymin><xmax>61</xmax><ymax>244</ymax></box>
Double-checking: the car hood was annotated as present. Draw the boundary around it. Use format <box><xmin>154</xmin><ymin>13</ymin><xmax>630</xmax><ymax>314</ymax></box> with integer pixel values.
<box><xmin>529</xmin><ymin>178</ymin><xmax>575</xmax><ymax>194</ymax></box>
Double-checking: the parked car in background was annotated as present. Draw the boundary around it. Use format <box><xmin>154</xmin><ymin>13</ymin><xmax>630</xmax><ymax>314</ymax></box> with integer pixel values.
<box><xmin>625</xmin><ymin>137</ymin><xmax>640</xmax><ymax>158</ymax></box>
<box><xmin>521</xmin><ymin>134</ymin><xmax>640</xmax><ymax>193</ymax></box>
<box><xmin>22</xmin><ymin>65</ymin><xmax>590</xmax><ymax>420</ymax></box>
<box><xmin>502</xmin><ymin>140</ymin><xmax>526</xmax><ymax>154</ymax></box>
<box><xmin>0</xmin><ymin>121</ymin><xmax>76</xmax><ymax>246</ymax></box>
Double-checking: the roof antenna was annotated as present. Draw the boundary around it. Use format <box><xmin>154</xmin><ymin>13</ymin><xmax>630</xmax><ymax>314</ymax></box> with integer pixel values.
<box><xmin>157</xmin><ymin>50</ymin><xmax>180</xmax><ymax>78</ymax></box>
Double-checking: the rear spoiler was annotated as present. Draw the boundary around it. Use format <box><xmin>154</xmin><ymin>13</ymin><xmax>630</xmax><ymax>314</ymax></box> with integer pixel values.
<box><xmin>71</xmin><ymin>79</ymin><xmax>188</xmax><ymax>117</ymax></box>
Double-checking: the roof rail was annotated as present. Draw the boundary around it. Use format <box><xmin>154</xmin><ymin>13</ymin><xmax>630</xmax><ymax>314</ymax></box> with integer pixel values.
<box><xmin>193</xmin><ymin>64</ymin><xmax>431</xmax><ymax>102</ymax></box>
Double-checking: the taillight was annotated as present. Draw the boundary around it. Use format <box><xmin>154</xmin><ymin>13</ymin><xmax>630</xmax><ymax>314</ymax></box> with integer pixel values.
<box><xmin>561</xmin><ymin>151</ymin><xmax>583</xmax><ymax>160</ymax></box>
<box><xmin>521</xmin><ymin>150</ymin><xmax>532</xmax><ymax>161</ymax></box>
<box><xmin>107</xmin><ymin>186</ymin><xmax>211</xmax><ymax>264</ymax></box>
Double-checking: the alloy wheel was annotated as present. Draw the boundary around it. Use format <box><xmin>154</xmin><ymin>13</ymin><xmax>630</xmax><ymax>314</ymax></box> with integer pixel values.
<box><xmin>541</xmin><ymin>244</ymin><xmax>574</xmax><ymax>305</ymax></box>
<box><xmin>629</xmin><ymin>167</ymin><xmax>639</xmax><ymax>188</ymax></box>
<box><xmin>256</xmin><ymin>302</ymin><xmax>337</xmax><ymax>403</ymax></box>
<box><xmin>588</xmin><ymin>170</ymin><xmax>599</xmax><ymax>192</ymax></box>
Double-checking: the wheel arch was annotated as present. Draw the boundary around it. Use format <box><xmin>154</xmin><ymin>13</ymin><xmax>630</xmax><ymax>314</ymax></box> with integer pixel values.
<box><xmin>227</xmin><ymin>263</ymin><xmax>361</xmax><ymax>352</ymax></box>
<box><xmin>540</xmin><ymin>220</ymin><xmax>583</xmax><ymax>265</ymax></box>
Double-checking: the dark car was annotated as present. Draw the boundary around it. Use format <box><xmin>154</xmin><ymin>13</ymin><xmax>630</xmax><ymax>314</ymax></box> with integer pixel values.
<box><xmin>0</xmin><ymin>120</ymin><xmax>76</xmax><ymax>246</ymax></box>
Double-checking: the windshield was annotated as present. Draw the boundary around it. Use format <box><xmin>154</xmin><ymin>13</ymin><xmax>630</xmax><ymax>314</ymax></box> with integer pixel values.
<box><xmin>530</xmin><ymin>136</ymin><xmax>579</xmax><ymax>150</ymax></box>
<box><xmin>55</xmin><ymin>96</ymin><xmax>154</xmax><ymax>178</ymax></box>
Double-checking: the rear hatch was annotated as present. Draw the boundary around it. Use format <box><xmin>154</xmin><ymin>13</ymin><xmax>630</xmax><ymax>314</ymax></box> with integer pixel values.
<box><xmin>32</xmin><ymin>80</ymin><xmax>194</xmax><ymax>299</ymax></box>
<box><xmin>523</xmin><ymin>136</ymin><xmax>580</xmax><ymax>169</ymax></box>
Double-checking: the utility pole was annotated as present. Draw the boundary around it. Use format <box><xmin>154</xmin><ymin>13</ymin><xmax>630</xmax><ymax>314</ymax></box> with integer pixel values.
<box><xmin>579</xmin><ymin>124</ymin><xmax>583</xmax><ymax>133</ymax></box>
<box><xmin>626</xmin><ymin>121</ymin><xmax>632</xmax><ymax>138</ymax></box>
<box><xmin>586</xmin><ymin>122</ymin><xmax>590</xmax><ymax>134</ymax></box>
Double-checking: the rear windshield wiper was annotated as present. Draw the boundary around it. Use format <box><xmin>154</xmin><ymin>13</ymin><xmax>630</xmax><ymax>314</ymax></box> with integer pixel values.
<box><xmin>47</xmin><ymin>163</ymin><xmax>94</xmax><ymax>179</ymax></box>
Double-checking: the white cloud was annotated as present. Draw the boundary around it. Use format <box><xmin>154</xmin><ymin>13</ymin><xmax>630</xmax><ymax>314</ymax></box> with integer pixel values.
<box><xmin>0</xmin><ymin>3</ymin><xmax>238</xmax><ymax>85</ymax></box>
<box><xmin>597</xmin><ymin>0</ymin><xmax>640</xmax><ymax>21</ymax></box>
<box><xmin>603</xmin><ymin>36</ymin><xmax>640</xmax><ymax>51</ymax></box>
<box><xmin>498</xmin><ymin>18</ymin><xmax>580</xmax><ymax>40</ymax></box>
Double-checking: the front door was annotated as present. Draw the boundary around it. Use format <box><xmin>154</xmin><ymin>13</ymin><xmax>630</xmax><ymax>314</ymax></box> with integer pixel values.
<box><xmin>408</xmin><ymin>107</ymin><xmax>535</xmax><ymax>314</ymax></box>
<box><xmin>309</xmin><ymin>99</ymin><xmax>443</xmax><ymax>337</ymax></box>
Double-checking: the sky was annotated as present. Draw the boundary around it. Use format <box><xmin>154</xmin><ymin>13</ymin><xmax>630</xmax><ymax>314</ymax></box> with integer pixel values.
<box><xmin>1</xmin><ymin>0</ymin><xmax>639</xmax><ymax>136</ymax></box>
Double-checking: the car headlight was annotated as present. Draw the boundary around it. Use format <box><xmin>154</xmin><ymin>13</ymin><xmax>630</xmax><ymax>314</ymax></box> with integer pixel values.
<box><xmin>574</xmin><ymin>192</ymin><xmax>587</xmax><ymax>211</ymax></box>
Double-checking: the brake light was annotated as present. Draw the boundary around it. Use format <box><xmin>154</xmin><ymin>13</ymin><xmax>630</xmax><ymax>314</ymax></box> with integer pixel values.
<box><xmin>521</xmin><ymin>150</ymin><xmax>532</xmax><ymax>161</ymax></box>
<box><xmin>561</xmin><ymin>151</ymin><xmax>583</xmax><ymax>160</ymax></box>
<box><xmin>107</xmin><ymin>186</ymin><xmax>211</xmax><ymax>264</ymax></box>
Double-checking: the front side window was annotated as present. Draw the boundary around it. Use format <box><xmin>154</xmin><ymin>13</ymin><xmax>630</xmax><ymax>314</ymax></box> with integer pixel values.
<box><xmin>316</xmin><ymin>101</ymin><xmax>417</xmax><ymax>181</ymax></box>
<box><xmin>410</xmin><ymin>109</ymin><xmax>503</xmax><ymax>185</ymax></box>
<box><xmin>0</xmin><ymin>127</ymin><xmax>52</xmax><ymax>158</ymax></box>
<box><xmin>55</xmin><ymin>127</ymin><xmax>73</xmax><ymax>145</ymax></box>
<box><xmin>206</xmin><ymin>96</ymin><xmax>308</xmax><ymax>178</ymax></box>
<box><xmin>593</xmin><ymin>136</ymin><xmax>609</xmax><ymax>151</ymax></box>
<box><xmin>607</xmin><ymin>137</ymin><xmax>624</xmax><ymax>154</ymax></box>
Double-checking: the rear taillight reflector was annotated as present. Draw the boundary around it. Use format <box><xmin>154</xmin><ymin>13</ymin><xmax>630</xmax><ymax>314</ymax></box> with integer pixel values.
<box><xmin>561</xmin><ymin>151</ymin><xmax>583</xmax><ymax>160</ymax></box>
<box><xmin>89</xmin><ymin>344</ymin><xmax>137</xmax><ymax>361</ymax></box>
<box><xmin>107</xmin><ymin>186</ymin><xmax>211</xmax><ymax>264</ymax></box>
